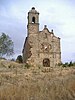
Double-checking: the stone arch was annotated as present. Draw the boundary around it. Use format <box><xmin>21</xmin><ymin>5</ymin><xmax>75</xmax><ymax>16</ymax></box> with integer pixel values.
<box><xmin>32</xmin><ymin>17</ymin><xmax>35</xmax><ymax>23</ymax></box>
<box><xmin>43</xmin><ymin>58</ymin><xmax>50</xmax><ymax>67</ymax></box>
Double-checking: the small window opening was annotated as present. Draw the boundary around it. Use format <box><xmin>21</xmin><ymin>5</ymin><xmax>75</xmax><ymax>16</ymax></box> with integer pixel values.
<box><xmin>32</xmin><ymin>17</ymin><xmax>35</xmax><ymax>23</ymax></box>
<box><xmin>43</xmin><ymin>58</ymin><xmax>50</xmax><ymax>67</ymax></box>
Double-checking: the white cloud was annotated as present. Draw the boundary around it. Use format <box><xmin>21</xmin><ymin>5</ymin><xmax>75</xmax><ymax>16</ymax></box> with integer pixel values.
<box><xmin>0</xmin><ymin>0</ymin><xmax>75</xmax><ymax>62</ymax></box>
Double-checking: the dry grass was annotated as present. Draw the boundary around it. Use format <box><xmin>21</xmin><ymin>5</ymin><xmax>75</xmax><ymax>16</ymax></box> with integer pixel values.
<box><xmin>0</xmin><ymin>59</ymin><xmax>75</xmax><ymax>100</ymax></box>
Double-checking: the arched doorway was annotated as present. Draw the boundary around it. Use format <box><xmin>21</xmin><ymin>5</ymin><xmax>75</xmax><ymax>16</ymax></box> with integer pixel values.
<box><xmin>43</xmin><ymin>58</ymin><xmax>50</xmax><ymax>67</ymax></box>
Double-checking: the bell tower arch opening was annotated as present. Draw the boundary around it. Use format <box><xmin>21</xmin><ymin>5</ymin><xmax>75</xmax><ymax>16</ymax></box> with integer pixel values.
<box><xmin>43</xmin><ymin>58</ymin><xmax>50</xmax><ymax>67</ymax></box>
<box><xmin>32</xmin><ymin>17</ymin><xmax>35</xmax><ymax>23</ymax></box>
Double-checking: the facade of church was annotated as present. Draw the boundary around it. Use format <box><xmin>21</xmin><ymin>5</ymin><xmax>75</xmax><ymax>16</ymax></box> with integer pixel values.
<box><xmin>22</xmin><ymin>7</ymin><xmax>61</xmax><ymax>67</ymax></box>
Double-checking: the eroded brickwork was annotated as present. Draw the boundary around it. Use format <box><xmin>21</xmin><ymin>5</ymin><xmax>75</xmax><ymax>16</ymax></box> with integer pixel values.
<box><xmin>22</xmin><ymin>7</ymin><xmax>61</xmax><ymax>67</ymax></box>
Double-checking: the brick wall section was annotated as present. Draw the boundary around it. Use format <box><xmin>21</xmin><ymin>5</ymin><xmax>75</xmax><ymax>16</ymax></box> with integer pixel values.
<box><xmin>22</xmin><ymin>7</ymin><xmax>61</xmax><ymax>67</ymax></box>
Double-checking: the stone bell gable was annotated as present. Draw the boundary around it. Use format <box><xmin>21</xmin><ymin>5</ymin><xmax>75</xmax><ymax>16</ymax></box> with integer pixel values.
<box><xmin>22</xmin><ymin>7</ymin><xmax>61</xmax><ymax>67</ymax></box>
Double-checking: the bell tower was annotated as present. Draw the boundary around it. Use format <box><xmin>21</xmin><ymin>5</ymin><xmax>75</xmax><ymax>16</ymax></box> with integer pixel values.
<box><xmin>27</xmin><ymin>7</ymin><xmax>39</xmax><ymax>35</ymax></box>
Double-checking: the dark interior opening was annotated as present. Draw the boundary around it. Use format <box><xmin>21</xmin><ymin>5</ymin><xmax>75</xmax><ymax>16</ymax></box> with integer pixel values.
<box><xmin>32</xmin><ymin>17</ymin><xmax>35</xmax><ymax>23</ymax></box>
<box><xmin>43</xmin><ymin>58</ymin><xmax>50</xmax><ymax>67</ymax></box>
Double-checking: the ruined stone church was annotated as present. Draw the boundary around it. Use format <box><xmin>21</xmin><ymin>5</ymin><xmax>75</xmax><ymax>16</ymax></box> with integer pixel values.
<box><xmin>22</xmin><ymin>7</ymin><xmax>61</xmax><ymax>67</ymax></box>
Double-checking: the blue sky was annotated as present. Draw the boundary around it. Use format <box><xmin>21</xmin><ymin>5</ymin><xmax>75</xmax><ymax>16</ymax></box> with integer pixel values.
<box><xmin>0</xmin><ymin>0</ymin><xmax>75</xmax><ymax>63</ymax></box>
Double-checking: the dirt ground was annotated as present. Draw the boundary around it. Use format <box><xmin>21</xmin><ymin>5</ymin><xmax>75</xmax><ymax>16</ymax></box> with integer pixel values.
<box><xmin>0</xmin><ymin>59</ymin><xmax>75</xmax><ymax>100</ymax></box>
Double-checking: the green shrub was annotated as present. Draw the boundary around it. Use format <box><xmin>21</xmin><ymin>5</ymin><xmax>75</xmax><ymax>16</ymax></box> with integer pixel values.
<box><xmin>73</xmin><ymin>62</ymin><xmax>75</xmax><ymax>66</ymax></box>
<box><xmin>62</xmin><ymin>62</ymin><xmax>68</xmax><ymax>67</ymax></box>
<box><xmin>68</xmin><ymin>61</ymin><xmax>73</xmax><ymax>67</ymax></box>
<box><xmin>58</xmin><ymin>63</ymin><xmax>63</xmax><ymax>66</ymax></box>
<box><xmin>16</xmin><ymin>55</ymin><xmax>23</xmax><ymax>63</ymax></box>
<box><xmin>62</xmin><ymin>61</ymin><xmax>75</xmax><ymax>67</ymax></box>
<box><xmin>24</xmin><ymin>63</ymin><xmax>31</xmax><ymax>69</ymax></box>
<box><xmin>62</xmin><ymin>64</ymin><xmax>67</xmax><ymax>67</ymax></box>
